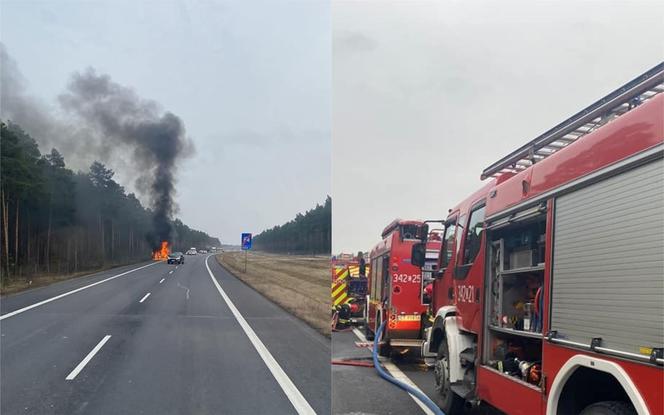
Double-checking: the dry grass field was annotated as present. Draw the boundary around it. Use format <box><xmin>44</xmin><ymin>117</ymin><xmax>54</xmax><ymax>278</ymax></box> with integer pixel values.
<box><xmin>216</xmin><ymin>251</ymin><xmax>330</xmax><ymax>336</ymax></box>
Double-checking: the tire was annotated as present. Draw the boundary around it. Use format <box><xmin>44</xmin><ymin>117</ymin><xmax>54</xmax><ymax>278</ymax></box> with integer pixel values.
<box><xmin>378</xmin><ymin>341</ymin><xmax>391</xmax><ymax>358</ymax></box>
<box><xmin>364</xmin><ymin>324</ymin><xmax>375</xmax><ymax>341</ymax></box>
<box><xmin>579</xmin><ymin>401</ymin><xmax>636</xmax><ymax>415</ymax></box>
<box><xmin>433</xmin><ymin>338</ymin><xmax>464</xmax><ymax>414</ymax></box>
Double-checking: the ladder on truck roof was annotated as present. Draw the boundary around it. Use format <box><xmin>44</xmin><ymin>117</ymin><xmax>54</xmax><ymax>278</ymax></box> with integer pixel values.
<box><xmin>481</xmin><ymin>62</ymin><xmax>664</xmax><ymax>180</ymax></box>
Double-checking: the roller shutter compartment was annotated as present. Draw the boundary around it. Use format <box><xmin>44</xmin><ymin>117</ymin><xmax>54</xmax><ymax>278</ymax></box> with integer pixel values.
<box><xmin>551</xmin><ymin>157</ymin><xmax>664</xmax><ymax>356</ymax></box>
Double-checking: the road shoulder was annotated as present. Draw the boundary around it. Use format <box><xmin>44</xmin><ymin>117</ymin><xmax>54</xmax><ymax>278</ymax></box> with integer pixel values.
<box><xmin>215</xmin><ymin>251</ymin><xmax>329</xmax><ymax>336</ymax></box>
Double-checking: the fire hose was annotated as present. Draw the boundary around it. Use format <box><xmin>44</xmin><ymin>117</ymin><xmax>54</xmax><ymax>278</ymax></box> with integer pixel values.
<box><xmin>331</xmin><ymin>359</ymin><xmax>374</xmax><ymax>368</ymax></box>
<box><xmin>372</xmin><ymin>320</ymin><xmax>445</xmax><ymax>415</ymax></box>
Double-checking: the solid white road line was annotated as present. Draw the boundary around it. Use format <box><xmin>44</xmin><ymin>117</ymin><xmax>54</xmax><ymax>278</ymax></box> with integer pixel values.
<box><xmin>139</xmin><ymin>293</ymin><xmax>151</xmax><ymax>303</ymax></box>
<box><xmin>204</xmin><ymin>256</ymin><xmax>315</xmax><ymax>415</ymax></box>
<box><xmin>383</xmin><ymin>362</ymin><xmax>436</xmax><ymax>415</ymax></box>
<box><xmin>352</xmin><ymin>327</ymin><xmax>367</xmax><ymax>342</ymax></box>
<box><xmin>159</xmin><ymin>278</ymin><xmax>165</xmax><ymax>284</ymax></box>
<box><xmin>65</xmin><ymin>335</ymin><xmax>112</xmax><ymax>380</ymax></box>
<box><xmin>0</xmin><ymin>262</ymin><xmax>159</xmax><ymax>321</ymax></box>
<box><xmin>350</xmin><ymin>327</ymin><xmax>434</xmax><ymax>415</ymax></box>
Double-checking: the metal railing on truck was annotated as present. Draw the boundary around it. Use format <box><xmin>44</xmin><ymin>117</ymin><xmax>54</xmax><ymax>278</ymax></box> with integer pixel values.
<box><xmin>481</xmin><ymin>62</ymin><xmax>664</xmax><ymax>180</ymax></box>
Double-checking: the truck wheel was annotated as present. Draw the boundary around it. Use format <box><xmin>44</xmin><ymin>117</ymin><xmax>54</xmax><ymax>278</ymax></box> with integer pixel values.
<box><xmin>364</xmin><ymin>324</ymin><xmax>374</xmax><ymax>341</ymax></box>
<box><xmin>378</xmin><ymin>341</ymin><xmax>391</xmax><ymax>358</ymax></box>
<box><xmin>579</xmin><ymin>401</ymin><xmax>636</xmax><ymax>415</ymax></box>
<box><xmin>433</xmin><ymin>339</ymin><xmax>464</xmax><ymax>414</ymax></box>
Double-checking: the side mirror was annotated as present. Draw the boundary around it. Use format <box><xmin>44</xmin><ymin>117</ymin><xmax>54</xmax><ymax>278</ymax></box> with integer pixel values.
<box><xmin>411</xmin><ymin>242</ymin><xmax>426</xmax><ymax>267</ymax></box>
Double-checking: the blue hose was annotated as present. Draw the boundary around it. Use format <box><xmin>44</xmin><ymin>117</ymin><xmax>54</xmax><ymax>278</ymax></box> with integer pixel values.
<box><xmin>372</xmin><ymin>320</ymin><xmax>446</xmax><ymax>415</ymax></box>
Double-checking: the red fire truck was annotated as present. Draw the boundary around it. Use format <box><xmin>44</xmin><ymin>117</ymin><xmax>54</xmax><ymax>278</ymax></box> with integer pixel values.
<box><xmin>411</xmin><ymin>63</ymin><xmax>664</xmax><ymax>415</ymax></box>
<box><xmin>366</xmin><ymin>219</ymin><xmax>442</xmax><ymax>356</ymax></box>
<box><xmin>332</xmin><ymin>256</ymin><xmax>369</xmax><ymax>322</ymax></box>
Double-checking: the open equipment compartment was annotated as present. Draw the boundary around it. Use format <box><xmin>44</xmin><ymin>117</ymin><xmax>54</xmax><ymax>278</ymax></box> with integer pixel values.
<box><xmin>482</xmin><ymin>206</ymin><xmax>547</xmax><ymax>389</ymax></box>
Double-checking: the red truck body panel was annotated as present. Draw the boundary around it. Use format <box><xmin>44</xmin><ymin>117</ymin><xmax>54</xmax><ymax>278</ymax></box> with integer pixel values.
<box><xmin>432</xmin><ymin>87</ymin><xmax>663</xmax><ymax>414</ymax></box>
<box><xmin>368</xmin><ymin>220</ymin><xmax>427</xmax><ymax>340</ymax></box>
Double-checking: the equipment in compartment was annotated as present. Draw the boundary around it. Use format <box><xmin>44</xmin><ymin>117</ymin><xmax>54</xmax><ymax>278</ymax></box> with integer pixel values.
<box><xmin>510</xmin><ymin>248</ymin><xmax>535</xmax><ymax>270</ymax></box>
<box><xmin>348</xmin><ymin>277</ymin><xmax>368</xmax><ymax>297</ymax></box>
<box><xmin>488</xmin><ymin>215</ymin><xmax>546</xmax><ymax>334</ymax></box>
<box><xmin>484</xmin><ymin>210</ymin><xmax>547</xmax><ymax>389</ymax></box>
<box><xmin>532</xmin><ymin>286</ymin><xmax>543</xmax><ymax>333</ymax></box>
<box><xmin>500</xmin><ymin>273</ymin><xmax>542</xmax><ymax>331</ymax></box>
<box><xmin>486</xmin><ymin>334</ymin><xmax>543</xmax><ymax>387</ymax></box>
<box><xmin>502</xmin><ymin>221</ymin><xmax>546</xmax><ymax>270</ymax></box>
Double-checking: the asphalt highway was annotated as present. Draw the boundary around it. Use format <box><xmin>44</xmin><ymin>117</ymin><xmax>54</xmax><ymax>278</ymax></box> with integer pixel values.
<box><xmin>331</xmin><ymin>329</ymin><xmax>501</xmax><ymax>415</ymax></box>
<box><xmin>1</xmin><ymin>254</ymin><xmax>330</xmax><ymax>415</ymax></box>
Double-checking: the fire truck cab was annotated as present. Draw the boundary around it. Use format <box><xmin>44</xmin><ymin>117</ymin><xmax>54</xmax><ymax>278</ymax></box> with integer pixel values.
<box><xmin>413</xmin><ymin>63</ymin><xmax>664</xmax><ymax>415</ymax></box>
<box><xmin>366</xmin><ymin>219</ymin><xmax>432</xmax><ymax>356</ymax></box>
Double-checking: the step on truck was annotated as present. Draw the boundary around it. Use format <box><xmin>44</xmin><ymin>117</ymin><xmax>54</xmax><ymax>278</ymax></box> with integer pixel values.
<box><xmin>411</xmin><ymin>62</ymin><xmax>664</xmax><ymax>415</ymax></box>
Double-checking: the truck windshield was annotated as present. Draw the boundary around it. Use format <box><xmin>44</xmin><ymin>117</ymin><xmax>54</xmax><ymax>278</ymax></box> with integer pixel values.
<box><xmin>400</xmin><ymin>224</ymin><xmax>420</xmax><ymax>240</ymax></box>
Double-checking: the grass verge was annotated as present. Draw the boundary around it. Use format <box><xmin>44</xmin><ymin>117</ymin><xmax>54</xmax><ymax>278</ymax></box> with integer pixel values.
<box><xmin>216</xmin><ymin>251</ymin><xmax>330</xmax><ymax>337</ymax></box>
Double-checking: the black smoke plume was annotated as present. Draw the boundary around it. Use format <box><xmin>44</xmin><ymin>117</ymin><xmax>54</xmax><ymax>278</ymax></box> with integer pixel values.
<box><xmin>58</xmin><ymin>69</ymin><xmax>193</xmax><ymax>246</ymax></box>
<box><xmin>1</xmin><ymin>44</ymin><xmax>193</xmax><ymax>247</ymax></box>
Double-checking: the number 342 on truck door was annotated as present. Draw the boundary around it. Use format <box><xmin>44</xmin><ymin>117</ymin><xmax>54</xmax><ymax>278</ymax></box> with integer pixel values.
<box><xmin>392</xmin><ymin>274</ymin><xmax>421</xmax><ymax>283</ymax></box>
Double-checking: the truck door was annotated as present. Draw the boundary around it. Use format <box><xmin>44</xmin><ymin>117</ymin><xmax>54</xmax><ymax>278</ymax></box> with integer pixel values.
<box><xmin>455</xmin><ymin>202</ymin><xmax>486</xmax><ymax>334</ymax></box>
<box><xmin>433</xmin><ymin>217</ymin><xmax>458</xmax><ymax>311</ymax></box>
<box><xmin>381</xmin><ymin>255</ymin><xmax>390</xmax><ymax>310</ymax></box>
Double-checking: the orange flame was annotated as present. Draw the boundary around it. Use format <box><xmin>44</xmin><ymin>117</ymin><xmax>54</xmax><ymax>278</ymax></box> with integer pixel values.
<box><xmin>152</xmin><ymin>241</ymin><xmax>170</xmax><ymax>260</ymax></box>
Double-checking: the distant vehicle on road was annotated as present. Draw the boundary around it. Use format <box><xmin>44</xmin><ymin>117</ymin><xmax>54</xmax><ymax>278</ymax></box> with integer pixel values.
<box><xmin>167</xmin><ymin>252</ymin><xmax>185</xmax><ymax>264</ymax></box>
<box><xmin>186</xmin><ymin>249</ymin><xmax>197</xmax><ymax>255</ymax></box>
<box><xmin>199</xmin><ymin>249</ymin><xmax>208</xmax><ymax>254</ymax></box>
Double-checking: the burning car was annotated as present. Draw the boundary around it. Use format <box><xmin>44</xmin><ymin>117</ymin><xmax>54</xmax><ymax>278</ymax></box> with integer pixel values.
<box><xmin>153</xmin><ymin>241</ymin><xmax>170</xmax><ymax>260</ymax></box>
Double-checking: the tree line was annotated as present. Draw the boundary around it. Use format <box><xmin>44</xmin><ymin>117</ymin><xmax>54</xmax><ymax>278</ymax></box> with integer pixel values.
<box><xmin>171</xmin><ymin>219</ymin><xmax>220</xmax><ymax>252</ymax></box>
<box><xmin>253</xmin><ymin>196</ymin><xmax>331</xmax><ymax>255</ymax></box>
<box><xmin>0</xmin><ymin>120</ymin><xmax>219</xmax><ymax>282</ymax></box>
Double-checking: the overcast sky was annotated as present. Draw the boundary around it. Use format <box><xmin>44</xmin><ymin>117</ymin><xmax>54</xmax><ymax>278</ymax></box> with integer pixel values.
<box><xmin>332</xmin><ymin>0</ymin><xmax>663</xmax><ymax>253</ymax></box>
<box><xmin>1</xmin><ymin>0</ymin><xmax>330</xmax><ymax>244</ymax></box>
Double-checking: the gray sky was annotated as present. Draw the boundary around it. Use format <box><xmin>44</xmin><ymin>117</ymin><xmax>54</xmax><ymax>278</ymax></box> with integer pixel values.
<box><xmin>332</xmin><ymin>0</ymin><xmax>663</xmax><ymax>254</ymax></box>
<box><xmin>1</xmin><ymin>0</ymin><xmax>330</xmax><ymax>244</ymax></box>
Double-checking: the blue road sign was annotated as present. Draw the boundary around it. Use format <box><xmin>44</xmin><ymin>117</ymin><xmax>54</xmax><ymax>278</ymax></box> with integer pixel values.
<box><xmin>241</xmin><ymin>233</ymin><xmax>252</xmax><ymax>250</ymax></box>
